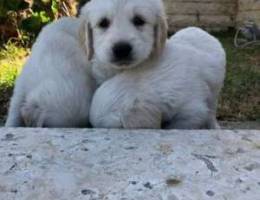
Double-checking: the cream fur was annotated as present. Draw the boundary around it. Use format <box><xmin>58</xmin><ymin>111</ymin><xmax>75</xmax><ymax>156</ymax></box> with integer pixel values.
<box><xmin>80</xmin><ymin>0</ymin><xmax>167</xmax><ymax>85</ymax></box>
<box><xmin>82</xmin><ymin>0</ymin><xmax>226</xmax><ymax>129</ymax></box>
<box><xmin>5</xmin><ymin>17</ymin><xmax>96</xmax><ymax>127</ymax></box>
<box><xmin>6</xmin><ymin>0</ymin><xmax>226</xmax><ymax>129</ymax></box>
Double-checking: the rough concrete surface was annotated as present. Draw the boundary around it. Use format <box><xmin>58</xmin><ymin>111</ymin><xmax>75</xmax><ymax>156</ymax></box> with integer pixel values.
<box><xmin>0</xmin><ymin>129</ymin><xmax>260</xmax><ymax>200</ymax></box>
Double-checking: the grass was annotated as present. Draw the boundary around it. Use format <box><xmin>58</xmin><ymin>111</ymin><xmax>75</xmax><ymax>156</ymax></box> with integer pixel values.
<box><xmin>0</xmin><ymin>42</ymin><xmax>30</xmax><ymax>124</ymax></box>
<box><xmin>0</xmin><ymin>31</ymin><xmax>259</xmax><ymax>124</ymax></box>
<box><xmin>215</xmin><ymin>32</ymin><xmax>260</xmax><ymax>121</ymax></box>
<box><xmin>0</xmin><ymin>42</ymin><xmax>29</xmax><ymax>87</ymax></box>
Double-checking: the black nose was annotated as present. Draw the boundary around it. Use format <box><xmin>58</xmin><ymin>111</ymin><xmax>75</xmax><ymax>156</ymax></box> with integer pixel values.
<box><xmin>112</xmin><ymin>42</ymin><xmax>132</xmax><ymax>61</ymax></box>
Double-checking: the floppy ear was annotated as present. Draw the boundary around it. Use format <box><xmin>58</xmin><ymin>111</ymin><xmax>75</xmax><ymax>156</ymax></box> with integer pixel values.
<box><xmin>79</xmin><ymin>19</ymin><xmax>94</xmax><ymax>61</ymax></box>
<box><xmin>153</xmin><ymin>13</ymin><xmax>168</xmax><ymax>57</ymax></box>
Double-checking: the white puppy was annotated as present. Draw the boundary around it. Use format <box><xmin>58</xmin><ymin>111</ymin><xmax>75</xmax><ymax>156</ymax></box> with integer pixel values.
<box><xmin>5</xmin><ymin>17</ymin><xmax>96</xmax><ymax>127</ymax></box>
<box><xmin>80</xmin><ymin>0</ymin><xmax>167</xmax><ymax>85</ymax></box>
<box><xmin>80</xmin><ymin>0</ymin><xmax>226</xmax><ymax>129</ymax></box>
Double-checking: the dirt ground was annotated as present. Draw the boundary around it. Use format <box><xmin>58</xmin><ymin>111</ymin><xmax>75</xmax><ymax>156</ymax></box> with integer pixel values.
<box><xmin>0</xmin><ymin>87</ymin><xmax>12</xmax><ymax>126</ymax></box>
<box><xmin>220</xmin><ymin>121</ymin><xmax>260</xmax><ymax>130</ymax></box>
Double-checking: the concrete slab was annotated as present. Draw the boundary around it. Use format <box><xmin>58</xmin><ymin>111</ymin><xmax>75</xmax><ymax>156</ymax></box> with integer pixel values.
<box><xmin>0</xmin><ymin>129</ymin><xmax>259</xmax><ymax>200</ymax></box>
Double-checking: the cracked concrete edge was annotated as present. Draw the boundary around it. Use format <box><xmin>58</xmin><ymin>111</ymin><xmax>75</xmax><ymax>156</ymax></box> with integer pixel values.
<box><xmin>0</xmin><ymin>121</ymin><xmax>259</xmax><ymax>129</ymax></box>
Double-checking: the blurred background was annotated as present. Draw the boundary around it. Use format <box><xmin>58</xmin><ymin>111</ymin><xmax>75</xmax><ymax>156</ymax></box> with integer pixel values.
<box><xmin>0</xmin><ymin>0</ymin><xmax>259</xmax><ymax>128</ymax></box>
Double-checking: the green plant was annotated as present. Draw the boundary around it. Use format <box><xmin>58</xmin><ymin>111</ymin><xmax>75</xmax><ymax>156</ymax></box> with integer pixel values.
<box><xmin>0</xmin><ymin>42</ymin><xmax>29</xmax><ymax>87</ymax></box>
<box><xmin>0</xmin><ymin>0</ymin><xmax>78</xmax><ymax>44</ymax></box>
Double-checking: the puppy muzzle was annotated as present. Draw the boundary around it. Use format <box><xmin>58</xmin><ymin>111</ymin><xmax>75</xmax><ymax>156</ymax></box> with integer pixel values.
<box><xmin>111</xmin><ymin>41</ymin><xmax>133</xmax><ymax>65</ymax></box>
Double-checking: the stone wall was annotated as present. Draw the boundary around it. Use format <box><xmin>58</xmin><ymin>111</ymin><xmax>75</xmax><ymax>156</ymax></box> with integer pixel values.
<box><xmin>236</xmin><ymin>0</ymin><xmax>260</xmax><ymax>26</ymax></box>
<box><xmin>164</xmin><ymin>0</ymin><xmax>260</xmax><ymax>32</ymax></box>
<box><xmin>164</xmin><ymin>0</ymin><xmax>237</xmax><ymax>32</ymax></box>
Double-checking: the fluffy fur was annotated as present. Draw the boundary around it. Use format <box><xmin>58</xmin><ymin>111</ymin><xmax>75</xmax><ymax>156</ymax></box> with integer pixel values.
<box><xmin>5</xmin><ymin>17</ymin><xmax>96</xmax><ymax>127</ymax></box>
<box><xmin>80</xmin><ymin>0</ymin><xmax>167</xmax><ymax>85</ymax></box>
<box><xmin>80</xmin><ymin>0</ymin><xmax>226</xmax><ymax>129</ymax></box>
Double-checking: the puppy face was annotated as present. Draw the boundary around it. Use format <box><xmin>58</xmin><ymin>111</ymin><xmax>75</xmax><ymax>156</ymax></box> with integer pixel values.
<box><xmin>80</xmin><ymin>0</ymin><xmax>167</xmax><ymax>70</ymax></box>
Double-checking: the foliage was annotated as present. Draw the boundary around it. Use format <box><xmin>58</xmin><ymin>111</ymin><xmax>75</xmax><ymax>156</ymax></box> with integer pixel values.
<box><xmin>0</xmin><ymin>42</ymin><xmax>29</xmax><ymax>124</ymax></box>
<box><xmin>0</xmin><ymin>0</ymin><xmax>78</xmax><ymax>44</ymax></box>
<box><xmin>0</xmin><ymin>42</ymin><xmax>29</xmax><ymax>87</ymax></box>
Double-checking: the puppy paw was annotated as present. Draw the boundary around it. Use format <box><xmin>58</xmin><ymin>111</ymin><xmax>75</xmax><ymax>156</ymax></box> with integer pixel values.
<box><xmin>121</xmin><ymin>98</ymin><xmax>162</xmax><ymax>129</ymax></box>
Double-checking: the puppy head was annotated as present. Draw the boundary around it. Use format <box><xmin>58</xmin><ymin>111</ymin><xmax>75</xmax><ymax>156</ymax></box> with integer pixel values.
<box><xmin>80</xmin><ymin>0</ymin><xmax>168</xmax><ymax>70</ymax></box>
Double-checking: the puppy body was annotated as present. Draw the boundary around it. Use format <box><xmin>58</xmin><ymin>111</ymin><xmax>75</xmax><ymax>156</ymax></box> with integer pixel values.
<box><xmin>6</xmin><ymin>17</ymin><xmax>96</xmax><ymax>127</ymax></box>
<box><xmin>90</xmin><ymin>27</ymin><xmax>226</xmax><ymax>129</ymax></box>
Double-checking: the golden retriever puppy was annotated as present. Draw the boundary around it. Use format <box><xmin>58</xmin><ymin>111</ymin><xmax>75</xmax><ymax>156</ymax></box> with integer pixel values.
<box><xmin>80</xmin><ymin>0</ymin><xmax>226</xmax><ymax>129</ymax></box>
<box><xmin>6</xmin><ymin>17</ymin><xmax>96</xmax><ymax>127</ymax></box>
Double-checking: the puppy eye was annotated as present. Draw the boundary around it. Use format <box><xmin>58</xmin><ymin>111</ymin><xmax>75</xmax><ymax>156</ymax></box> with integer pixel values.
<box><xmin>132</xmin><ymin>15</ymin><xmax>145</xmax><ymax>27</ymax></box>
<box><xmin>98</xmin><ymin>18</ymin><xmax>110</xmax><ymax>29</ymax></box>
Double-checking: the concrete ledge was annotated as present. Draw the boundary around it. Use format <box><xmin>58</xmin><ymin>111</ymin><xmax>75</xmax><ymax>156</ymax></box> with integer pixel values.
<box><xmin>0</xmin><ymin>129</ymin><xmax>260</xmax><ymax>200</ymax></box>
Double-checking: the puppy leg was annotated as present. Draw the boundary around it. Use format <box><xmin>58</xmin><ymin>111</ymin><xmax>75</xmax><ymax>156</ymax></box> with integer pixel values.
<box><xmin>165</xmin><ymin>102</ymin><xmax>210</xmax><ymax>129</ymax></box>
<box><xmin>21</xmin><ymin>98</ymin><xmax>45</xmax><ymax>127</ymax></box>
<box><xmin>91</xmin><ymin>99</ymin><xmax>162</xmax><ymax>129</ymax></box>
<box><xmin>21</xmin><ymin>80</ymin><xmax>92</xmax><ymax>128</ymax></box>
<box><xmin>205</xmin><ymin>97</ymin><xmax>221</xmax><ymax>129</ymax></box>
<box><xmin>5</xmin><ymin>91</ymin><xmax>25</xmax><ymax>127</ymax></box>
<box><xmin>92</xmin><ymin>113</ymin><xmax>123</xmax><ymax>129</ymax></box>
<box><xmin>121</xmin><ymin>99</ymin><xmax>162</xmax><ymax>129</ymax></box>
<box><xmin>205</xmin><ymin>115</ymin><xmax>221</xmax><ymax>129</ymax></box>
